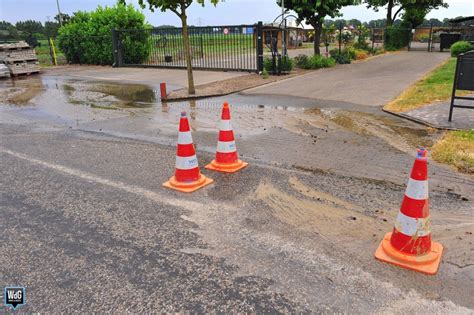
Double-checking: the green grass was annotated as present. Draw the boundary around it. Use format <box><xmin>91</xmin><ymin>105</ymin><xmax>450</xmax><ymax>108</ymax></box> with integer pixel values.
<box><xmin>385</xmin><ymin>58</ymin><xmax>469</xmax><ymax>112</ymax></box>
<box><xmin>35</xmin><ymin>39</ymin><xmax>66</xmax><ymax>66</ymax></box>
<box><xmin>384</xmin><ymin>57</ymin><xmax>473</xmax><ymax>174</ymax></box>
<box><xmin>431</xmin><ymin>130</ymin><xmax>474</xmax><ymax>174</ymax></box>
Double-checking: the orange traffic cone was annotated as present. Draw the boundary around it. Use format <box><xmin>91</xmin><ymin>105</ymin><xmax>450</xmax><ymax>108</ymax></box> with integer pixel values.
<box><xmin>375</xmin><ymin>148</ymin><xmax>443</xmax><ymax>275</ymax></box>
<box><xmin>163</xmin><ymin>111</ymin><xmax>213</xmax><ymax>193</ymax></box>
<box><xmin>205</xmin><ymin>102</ymin><xmax>248</xmax><ymax>173</ymax></box>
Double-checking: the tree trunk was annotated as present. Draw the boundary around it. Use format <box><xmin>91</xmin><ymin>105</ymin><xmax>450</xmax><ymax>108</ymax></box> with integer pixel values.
<box><xmin>386</xmin><ymin>0</ymin><xmax>394</xmax><ymax>26</ymax></box>
<box><xmin>313</xmin><ymin>20</ymin><xmax>322</xmax><ymax>55</ymax></box>
<box><xmin>180</xmin><ymin>9</ymin><xmax>195</xmax><ymax>95</ymax></box>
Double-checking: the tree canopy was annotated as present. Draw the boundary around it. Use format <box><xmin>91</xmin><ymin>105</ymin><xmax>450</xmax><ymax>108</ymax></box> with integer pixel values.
<box><xmin>365</xmin><ymin>0</ymin><xmax>448</xmax><ymax>26</ymax></box>
<box><xmin>278</xmin><ymin>0</ymin><xmax>361</xmax><ymax>55</ymax></box>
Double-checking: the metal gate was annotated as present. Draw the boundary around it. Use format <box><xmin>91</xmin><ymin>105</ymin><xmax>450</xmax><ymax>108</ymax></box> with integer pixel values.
<box><xmin>408</xmin><ymin>26</ymin><xmax>437</xmax><ymax>52</ymax></box>
<box><xmin>113</xmin><ymin>23</ymin><xmax>263</xmax><ymax>73</ymax></box>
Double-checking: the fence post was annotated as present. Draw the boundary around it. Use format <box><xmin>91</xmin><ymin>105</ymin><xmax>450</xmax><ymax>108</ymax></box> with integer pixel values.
<box><xmin>338</xmin><ymin>23</ymin><xmax>342</xmax><ymax>53</ymax></box>
<box><xmin>371</xmin><ymin>28</ymin><xmax>375</xmax><ymax>54</ymax></box>
<box><xmin>257</xmin><ymin>21</ymin><xmax>263</xmax><ymax>73</ymax></box>
<box><xmin>111</xmin><ymin>29</ymin><xmax>120</xmax><ymax>67</ymax></box>
<box><xmin>428</xmin><ymin>23</ymin><xmax>433</xmax><ymax>52</ymax></box>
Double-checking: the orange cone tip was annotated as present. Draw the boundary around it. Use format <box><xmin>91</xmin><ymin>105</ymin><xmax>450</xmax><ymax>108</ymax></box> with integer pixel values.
<box><xmin>374</xmin><ymin>148</ymin><xmax>443</xmax><ymax>275</ymax></box>
<box><xmin>205</xmin><ymin>102</ymin><xmax>248</xmax><ymax>173</ymax></box>
<box><xmin>163</xmin><ymin>111</ymin><xmax>213</xmax><ymax>193</ymax></box>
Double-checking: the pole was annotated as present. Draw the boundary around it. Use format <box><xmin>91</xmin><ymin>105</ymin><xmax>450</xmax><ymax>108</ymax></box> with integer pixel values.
<box><xmin>56</xmin><ymin>0</ymin><xmax>63</xmax><ymax>27</ymax></box>
<box><xmin>281</xmin><ymin>0</ymin><xmax>287</xmax><ymax>57</ymax></box>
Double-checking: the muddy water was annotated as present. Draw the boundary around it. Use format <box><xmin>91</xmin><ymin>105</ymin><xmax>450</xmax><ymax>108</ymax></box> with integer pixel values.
<box><xmin>0</xmin><ymin>75</ymin><xmax>439</xmax><ymax>156</ymax></box>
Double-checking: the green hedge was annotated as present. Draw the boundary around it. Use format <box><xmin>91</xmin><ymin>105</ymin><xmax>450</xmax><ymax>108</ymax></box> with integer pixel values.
<box><xmin>451</xmin><ymin>41</ymin><xmax>473</xmax><ymax>57</ymax></box>
<box><xmin>294</xmin><ymin>54</ymin><xmax>336</xmax><ymax>69</ymax></box>
<box><xmin>384</xmin><ymin>26</ymin><xmax>410</xmax><ymax>51</ymax></box>
<box><xmin>57</xmin><ymin>3</ymin><xmax>150</xmax><ymax>65</ymax></box>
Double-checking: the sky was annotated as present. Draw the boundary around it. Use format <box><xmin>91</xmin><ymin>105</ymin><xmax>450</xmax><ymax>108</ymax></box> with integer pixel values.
<box><xmin>1</xmin><ymin>0</ymin><xmax>473</xmax><ymax>26</ymax></box>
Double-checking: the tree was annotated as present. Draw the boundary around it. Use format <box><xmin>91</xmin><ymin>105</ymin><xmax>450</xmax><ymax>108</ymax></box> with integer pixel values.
<box><xmin>365</xmin><ymin>0</ymin><xmax>448</xmax><ymax>26</ymax></box>
<box><xmin>120</xmin><ymin>0</ymin><xmax>220</xmax><ymax>95</ymax></box>
<box><xmin>278</xmin><ymin>0</ymin><xmax>360</xmax><ymax>55</ymax></box>
<box><xmin>347</xmin><ymin>18</ymin><xmax>362</xmax><ymax>27</ymax></box>
<box><xmin>401</xmin><ymin>7</ymin><xmax>428</xmax><ymax>29</ymax></box>
<box><xmin>55</xmin><ymin>13</ymin><xmax>71</xmax><ymax>25</ymax></box>
<box><xmin>0</xmin><ymin>21</ymin><xmax>20</xmax><ymax>40</ymax></box>
<box><xmin>15</xmin><ymin>20</ymin><xmax>43</xmax><ymax>35</ymax></box>
<box><xmin>45</xmin><ymin>21</ymin><xmax>60</xmax><ymax>38</ymax></box>
<box><xmin>428</xmin><ymin>18</ymin><xmax>443</xmax><ymax>27</ymax></box>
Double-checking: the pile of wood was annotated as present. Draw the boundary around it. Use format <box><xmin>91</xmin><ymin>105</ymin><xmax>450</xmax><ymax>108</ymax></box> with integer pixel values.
<box><xmin>0</xmin><ymin>41</ymin><xmax>40</xmax><ymax>76</ymax></box>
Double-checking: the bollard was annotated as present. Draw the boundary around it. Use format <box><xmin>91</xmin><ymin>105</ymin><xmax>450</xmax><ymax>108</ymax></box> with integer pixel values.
<box><xmin>160</xmin><ymin>83</ymin><xmax>167</xmax><ymax>100</ymax></box>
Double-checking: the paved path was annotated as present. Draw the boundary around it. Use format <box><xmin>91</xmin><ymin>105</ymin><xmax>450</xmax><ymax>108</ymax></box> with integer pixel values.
<box><xmin>397</xmin><ymin>97</ymin><xmax>474</xmax><ymax>130</ymax></box>
<box><xmin>244</xmin><ymin>51</ymin><xmax>450</xmax><ymax>107</ymax></box>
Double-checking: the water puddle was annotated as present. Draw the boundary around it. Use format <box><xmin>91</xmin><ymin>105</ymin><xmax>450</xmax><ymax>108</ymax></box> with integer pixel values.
<box><xmin>0</xmin><ymin>74</ymin><xmax>438</xmax><ymax>154</ymax></box>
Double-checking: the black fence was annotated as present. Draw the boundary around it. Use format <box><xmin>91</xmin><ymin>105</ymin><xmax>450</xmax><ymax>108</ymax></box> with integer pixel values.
<box><xmin>113</xmin><ymin>23</ymin><xmax>264</xmax><ymax>73</ymax></box>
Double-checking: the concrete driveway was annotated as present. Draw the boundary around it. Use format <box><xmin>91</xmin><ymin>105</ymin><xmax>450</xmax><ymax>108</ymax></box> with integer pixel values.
<box><xmin>244</xmin><ymin>51</ymin><xmax>450</xmax><ymax>106</ymax></box>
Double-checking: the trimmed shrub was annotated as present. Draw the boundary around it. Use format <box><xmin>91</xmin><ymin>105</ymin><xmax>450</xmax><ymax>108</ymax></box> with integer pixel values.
<box><xmin>58</xmin><ymin>3</ymin><xmax>150</xmax><ymax>65</ymax></box>
<box><xmin>384</xmin><ymin>26</ymin><xmax>410</xmax><ymax>51</ymax></box>
<box><xmin>294</xmin><ymin>54</ymin><xmax>335</xmax><ymax>69</ymax></box>
<box><xmin>451</xmin><ymin>41</ymin><xmax>473</xmax><ymax>57</ymax></box>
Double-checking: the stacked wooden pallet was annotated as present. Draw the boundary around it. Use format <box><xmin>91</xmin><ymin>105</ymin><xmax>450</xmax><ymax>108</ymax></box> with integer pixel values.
<box><xmin>0</xmin><ymin>41</ymin><xmax>40</xmax><ymax>76</ymax></box>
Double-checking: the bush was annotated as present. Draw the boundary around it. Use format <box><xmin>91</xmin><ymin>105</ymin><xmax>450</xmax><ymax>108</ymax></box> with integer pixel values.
<box><xmin>451</xmin><ymin>41</ymin><xmax>473</xmax><ymax>57</ymax></box>
<box><xmin>330</xmin><ymin>47</ymin><xmax>356</xmax><ymax>64</ymax></box>
<box><xmin>384</xmin><ymin>26</ymin><xmax>410</xmax><ymax>51</ymax></box>
<box><xmin>294</xmin><ymin>54</ymin><xmax>335</xmax><ymax>69</ymax></box>
<box><xmin>279</xmin><ymin>55</ymin><xmax>293</xmax><ymax>72</ymax></box>
<box><xmin>294</xmin><ymin>54</ymin><xmax>310</xmax><ymax>68</ymax></box>
<box><xmin>58</xmin><ymin>3</ymin><xmax>150</xmax><ymax>65</ymax></box>
<box><xmin>263</xmin><ymin>57</ymin><xmax>273</xmax><ymax>72</ymax></box>
<box><xmin>354</xmin><ymin>49</ymin><xmax>369</xmax><ymax>60</ymax></box>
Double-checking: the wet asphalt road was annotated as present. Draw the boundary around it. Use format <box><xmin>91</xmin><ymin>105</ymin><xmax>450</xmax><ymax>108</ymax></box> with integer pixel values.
<box><xmin>1</xmin><ymin>52</ymin><xmax>473</xmax><ymax>312</ymax></box>
<box><xmin>1</xmin><ymin>122</ymin><xmax>473</xmax><ymax>313</ymax></box>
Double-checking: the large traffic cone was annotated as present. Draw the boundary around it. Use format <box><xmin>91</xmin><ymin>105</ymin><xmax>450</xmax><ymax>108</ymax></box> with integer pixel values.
<box><xmin>375</xmin><ymin>148</ymin><xmax>443</xmax><ymax>275</ymax></box>
<box><xmin>163</xmin><ymin>111</ymin><xmax>213</xmax><ymax>193</ymax></box>
<box><xmin>205</xmin><ymin>102</ymin><xmax>248</xmax><ymax>173</ymax></box>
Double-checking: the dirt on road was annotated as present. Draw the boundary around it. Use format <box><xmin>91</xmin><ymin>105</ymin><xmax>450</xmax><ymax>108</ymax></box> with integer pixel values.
<box><xmin>0</xmin><ymin>68</ymin><xmax>473</xmax><ymax>313</ymax></box>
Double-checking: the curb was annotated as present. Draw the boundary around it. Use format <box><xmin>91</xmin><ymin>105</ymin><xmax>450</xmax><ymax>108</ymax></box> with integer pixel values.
<box><xmin>382</xmin><ymin>108</ymin><xmax>461</xmax><ymax>131</ymax></box>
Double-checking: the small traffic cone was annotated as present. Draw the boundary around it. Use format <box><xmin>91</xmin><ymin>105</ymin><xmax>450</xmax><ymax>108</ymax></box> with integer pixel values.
<box><xmin>375</xmin><ymin>148</ymin><xmax>443</xmax><ymax>275</ymax></box>
<box><xmin>163</xmin><ymin>111</ymin><xmax>213</xmax><ymax>193</ymax></box>
<box><xmin>205</xmin><ymin>102</ymin><xmax>248</xmax><ymax>173</ymax></box>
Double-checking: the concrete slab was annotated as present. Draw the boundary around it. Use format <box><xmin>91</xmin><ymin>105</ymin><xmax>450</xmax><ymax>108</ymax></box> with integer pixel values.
<box><xmin>397</xmin><ymin>98</ymin><xmax>474</xmax><ymax>130</ymax></box>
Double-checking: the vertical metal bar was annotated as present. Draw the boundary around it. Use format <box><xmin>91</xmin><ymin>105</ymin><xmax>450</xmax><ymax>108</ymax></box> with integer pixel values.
<box><xmin>449</xmin><ymin>56</ymin><xmax>461</xmax><ymax>121</ymax></box>
<box><xmin>371</xmin><ymin>28</ymin><xmax>375</xmax><ymax>54</ymax></box>
<box><xmin>339</xmin><ymin>23</ymin><xmax>342</xmax><ymax>53</ymax></box>
<box><xmin>257</xmin><ymin>22</ymin><xmax>263</xmax><ymax>73</ymax></box>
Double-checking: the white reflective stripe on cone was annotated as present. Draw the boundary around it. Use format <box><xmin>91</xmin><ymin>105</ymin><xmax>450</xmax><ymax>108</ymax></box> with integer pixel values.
<box><xmin>178</xmin><ymin>131</ymin><xmax>193</xmax><ymax>145</ymax></box>
<box><xmin>405</xmin><ymin>178</ymin><xmax>429</xmax><ymax>200</ymax></box>
<box><xmin>175</xmin><ymin>155</ymin><xmax>199</xmax><ymax>170</ymax></box>
<box><xmin>394</xmin><ymin>211</ymin><xmax>431</xmax><ymax>237</ymax></box>
<box><xmin>217</xmin><ymin>141</ymin><xmax>236</xmax><ymax>153</ymax></box>
<box><xmin>218</xmin><ymin>119</ymin><xmax>232</xmax><ymax>131</ymax></box>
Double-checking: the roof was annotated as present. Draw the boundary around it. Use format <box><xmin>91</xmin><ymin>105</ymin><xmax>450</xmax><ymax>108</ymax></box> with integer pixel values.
<box><xmin>449</xmin><ymin>16</ymin><xmax>474</xmax><ymax>24</ymax></box>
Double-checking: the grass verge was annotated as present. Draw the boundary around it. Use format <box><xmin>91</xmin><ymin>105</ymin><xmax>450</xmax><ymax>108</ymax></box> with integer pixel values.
<box><xmin>384</xmin><ymin>58</ymin><xmax>469</xmax><ymax>113</ymax></box>
<box><xmin>431</xmin><ymin>130</ymin><xmax>474</xmax><ymax>174</ymax></box>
